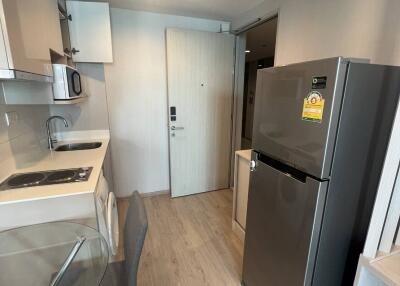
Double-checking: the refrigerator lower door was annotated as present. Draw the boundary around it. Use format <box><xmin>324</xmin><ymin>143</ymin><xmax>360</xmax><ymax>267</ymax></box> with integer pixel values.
<box><xmin>242</xmin><ymin>154</ymin><xmax>328</xmax><ymax>286</ymax></box>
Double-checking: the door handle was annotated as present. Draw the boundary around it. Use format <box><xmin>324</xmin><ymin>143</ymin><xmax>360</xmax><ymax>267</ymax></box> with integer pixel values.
<box><xmin>171</xmin><ymin>126</ymin><xmax>184</xmax><ymax>131</ymax></box>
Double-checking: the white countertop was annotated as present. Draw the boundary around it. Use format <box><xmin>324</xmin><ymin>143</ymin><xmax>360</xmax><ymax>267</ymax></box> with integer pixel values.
<box><xmin>0</xmin><ymin>132</ymin><xmax>110</xmax><ymax>205</ymax></box>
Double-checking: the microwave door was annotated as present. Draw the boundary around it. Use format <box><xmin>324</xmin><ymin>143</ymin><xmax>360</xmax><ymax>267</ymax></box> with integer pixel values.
<box><xmin>66</xmin><ymin>69</ymin><xmax>82</xmax><ymax>97</ymax></box>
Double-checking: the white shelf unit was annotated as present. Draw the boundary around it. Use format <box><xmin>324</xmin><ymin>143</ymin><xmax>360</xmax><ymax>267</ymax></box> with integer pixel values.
<box><xmin>232</xmin><ymin>149</ymin><xmax>252</xmax><ymax>242</ymax></box>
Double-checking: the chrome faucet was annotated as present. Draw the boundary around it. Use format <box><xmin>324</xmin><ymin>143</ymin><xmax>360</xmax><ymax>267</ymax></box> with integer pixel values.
<box><xmin>46</xmin><ymin>116</ymin><xmax>69</xmax><ymax>150</ymax></box>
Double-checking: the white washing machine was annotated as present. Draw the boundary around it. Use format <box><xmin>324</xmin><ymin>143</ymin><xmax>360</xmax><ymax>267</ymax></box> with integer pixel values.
<box><xmin>95</xmin><ymin>171</ymin><xmax>119</xmax><ymax>256</ymax></box>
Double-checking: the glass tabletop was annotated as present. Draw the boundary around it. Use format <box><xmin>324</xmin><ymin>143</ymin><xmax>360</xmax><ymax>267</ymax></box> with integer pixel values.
<box><xmin>0</xmin><ymin>222</ymin><xmax>109</xmax><ymax>286</ymax></box>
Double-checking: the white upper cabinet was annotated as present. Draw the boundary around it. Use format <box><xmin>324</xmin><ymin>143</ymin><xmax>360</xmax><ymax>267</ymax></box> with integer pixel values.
<box><xmin>66</xmin><ymin>1</ymin><xmax>113</xmax><ymax>63</ymax></box>
<box><xmin>0</xmin><ymin>0</ymin><xmax>63</xmax><ymax>77</ymax></box>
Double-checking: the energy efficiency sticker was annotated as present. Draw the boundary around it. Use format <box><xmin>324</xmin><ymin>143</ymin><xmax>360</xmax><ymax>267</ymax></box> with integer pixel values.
<box><xmin>302</xmin><ymin>91</ymin><xmax>325</xmax><ymax>123</ymax></box>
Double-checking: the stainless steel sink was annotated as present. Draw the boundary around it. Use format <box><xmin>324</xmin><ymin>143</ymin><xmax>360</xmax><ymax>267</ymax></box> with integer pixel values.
<box><xmin>55</xmin><ymin>142</ymin><xmax>102</xmax><ymax>152</ymax></box>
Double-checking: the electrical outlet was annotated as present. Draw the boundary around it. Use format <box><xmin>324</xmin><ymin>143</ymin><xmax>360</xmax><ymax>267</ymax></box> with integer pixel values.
<box><xmin>5</xmin><ymin>111</ymin><xmax>18</xmax><ymax>127</ymax></box>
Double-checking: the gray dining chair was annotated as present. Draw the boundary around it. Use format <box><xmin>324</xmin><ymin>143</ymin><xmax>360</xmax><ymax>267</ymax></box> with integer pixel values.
<box><xmin>101</xmin><ymin>190</ymin><xmax>148</xmax><ymax>286</ymax></box>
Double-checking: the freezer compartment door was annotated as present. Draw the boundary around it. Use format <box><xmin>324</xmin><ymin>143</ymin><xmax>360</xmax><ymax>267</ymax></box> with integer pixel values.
<box><xmin>242</xmin><ymin>152</ymin><xmax>328</xmax><ymax>286</ymax></box>
<box><xmin>252</xmin><ymin>57</ymin><xmax>347</xmax><ymax>179</ymax></box>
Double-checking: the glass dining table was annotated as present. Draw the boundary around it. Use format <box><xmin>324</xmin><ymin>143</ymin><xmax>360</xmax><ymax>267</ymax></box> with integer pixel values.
<box><xmin>0</xmin><ymin>222</ymin><xmax>109</xmax><ymax>286</ymax></box>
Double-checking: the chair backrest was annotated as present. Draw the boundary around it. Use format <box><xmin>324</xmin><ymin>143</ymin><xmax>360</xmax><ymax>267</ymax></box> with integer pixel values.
<box><xmin>124</xmin><ymin>191</ymin><xmax>148</xmax><ymax>286</ymax></box>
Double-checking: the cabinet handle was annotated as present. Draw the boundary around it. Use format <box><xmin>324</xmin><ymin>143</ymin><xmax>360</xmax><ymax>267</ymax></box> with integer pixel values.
<box><xmin>71</xmin><ymin>48</ymin><xmax>80</xmax><ymax>54</ymax></box>
<box><xmin>68</xmin><ymin>14</ymin><xmax>72</xmax><ymax>21</ymax></box>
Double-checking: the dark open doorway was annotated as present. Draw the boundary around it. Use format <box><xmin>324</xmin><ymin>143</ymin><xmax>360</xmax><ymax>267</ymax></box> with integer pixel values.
<box><xmin>241</xmin><ymin>17</ymin><xmax>278</xmax><ymax>149</ymax></box>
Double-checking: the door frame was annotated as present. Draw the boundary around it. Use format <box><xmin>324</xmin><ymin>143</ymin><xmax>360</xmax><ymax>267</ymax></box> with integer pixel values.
<box><xmin>229</xmin><ymin>12</ymin><xmax>280</xmax><ymax>187</ymax></box>
<box><xmin>230</xmin><ymin>33</ymin><xmax>246</xmax><ymax>187</ymax></box>
<box><xmin>166</xmin><ymin>28</ymin><xmax>236</xmax><ymax>197</ymax></box>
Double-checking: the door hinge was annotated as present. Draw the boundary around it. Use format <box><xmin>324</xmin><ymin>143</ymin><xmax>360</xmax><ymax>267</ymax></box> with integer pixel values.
<box><xmin>71</xmin><ymin>48</ymin><xmax>80</xmax><ymax>54</ymax></box>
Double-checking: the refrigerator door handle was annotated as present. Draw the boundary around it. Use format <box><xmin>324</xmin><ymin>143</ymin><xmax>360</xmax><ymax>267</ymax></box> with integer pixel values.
<box><xmin>255</xmin><ymin>152</ymin><xmax>309</xmax><ymax>183</ymax></box>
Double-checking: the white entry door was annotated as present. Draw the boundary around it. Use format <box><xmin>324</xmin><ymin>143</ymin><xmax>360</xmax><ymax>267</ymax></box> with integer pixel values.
<box><xmin>167</xmin><ymin>28</ymin><xmax>235</xmax><ymax>198</ymax></box>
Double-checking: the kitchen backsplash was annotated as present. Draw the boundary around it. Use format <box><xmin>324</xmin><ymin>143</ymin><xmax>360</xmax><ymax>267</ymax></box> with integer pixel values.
<box><xmin>50</xmin><ymin>63</ymin><xmax>110</xmax><ymax>132</ymax></box>
<box><xmin>0</xmin><ymin>105</ymin><xmax>50</xmax><ymax>180</ymax></box>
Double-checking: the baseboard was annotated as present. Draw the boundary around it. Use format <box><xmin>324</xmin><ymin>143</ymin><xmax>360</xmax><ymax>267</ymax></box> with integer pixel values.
<box><xmin>118</xmin><ymin>189</ymin><xmax>229</xmax><ymax>199</ymax></box>
<box><xmin>140</xmin><ymin>190</ymin><xmax>170</xmax><ymax>198</ymax></box>
<box><xmin>116</xmin><ymin>190</ymin><xmax>170</xmax><ymax>200</ymax></box>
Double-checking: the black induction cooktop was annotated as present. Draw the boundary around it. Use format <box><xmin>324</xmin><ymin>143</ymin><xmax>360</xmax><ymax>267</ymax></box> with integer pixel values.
<box><xmin>0</xmin><ymin>167</ymin><xmax>93</xmax><ymax>191</ymax></box>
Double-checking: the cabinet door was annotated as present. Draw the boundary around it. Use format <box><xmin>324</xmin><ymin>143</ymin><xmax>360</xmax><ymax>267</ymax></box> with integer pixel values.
<box><xmin>66</xmin><ymin>1</ymin><xmax>113</xmax><ymax>63</ymax></box>
<box><xmin>0</xmin><ymin>0</ymin><xmax>58</xmax><ymax>76</ymax></box>
<box><xmin>0</xmin><ymin>20</ymin><xmax>8</xmax><ymax>69</ymax></box>
<box><xmin>46</xmin><ymin>0</ymin><xmax>64</xmax><ymax>56</ymax></box>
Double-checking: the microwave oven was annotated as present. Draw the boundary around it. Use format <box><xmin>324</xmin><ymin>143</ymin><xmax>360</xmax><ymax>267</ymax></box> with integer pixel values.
<box><xmin>52</xmin><ymin>64</ymin><xmax>84</xmax><ymax>100</ymax></box>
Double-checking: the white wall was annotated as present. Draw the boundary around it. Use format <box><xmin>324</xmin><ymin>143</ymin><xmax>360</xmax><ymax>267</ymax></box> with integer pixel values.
<box><xmin>233</xmin><ymin>0</ymin><xmax>400</xmax><ymax>66</ymax></box>
<box><xmin>104</xmin><ymin>9</ymin><xmax>229</xmax><ymax>196</ymax></box>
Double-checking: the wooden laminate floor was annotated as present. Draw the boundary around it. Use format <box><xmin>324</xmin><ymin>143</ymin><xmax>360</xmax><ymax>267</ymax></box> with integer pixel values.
<box><xmin>117</xmin><ymin>189</ymin><xmax>243</xmax><ymax>286</ymax></box>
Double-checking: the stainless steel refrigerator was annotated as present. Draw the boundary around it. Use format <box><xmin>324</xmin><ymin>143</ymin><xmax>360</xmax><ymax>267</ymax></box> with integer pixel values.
<box><xmin>242</xmin><ymin>57</ymin><xmax>400</xmax><ymax>286</ymax></box>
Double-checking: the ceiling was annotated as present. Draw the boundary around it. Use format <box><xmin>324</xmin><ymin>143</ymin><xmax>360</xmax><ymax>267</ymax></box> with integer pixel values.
<box><xmin>245</xmin><ymin>17</ymin><xmax>277</xmax><ymax>62</ymax></box>
<box><xmin>103</xmin><ymin>0</ymin><xmax>265</xmax><ymax>21</ymax></box>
